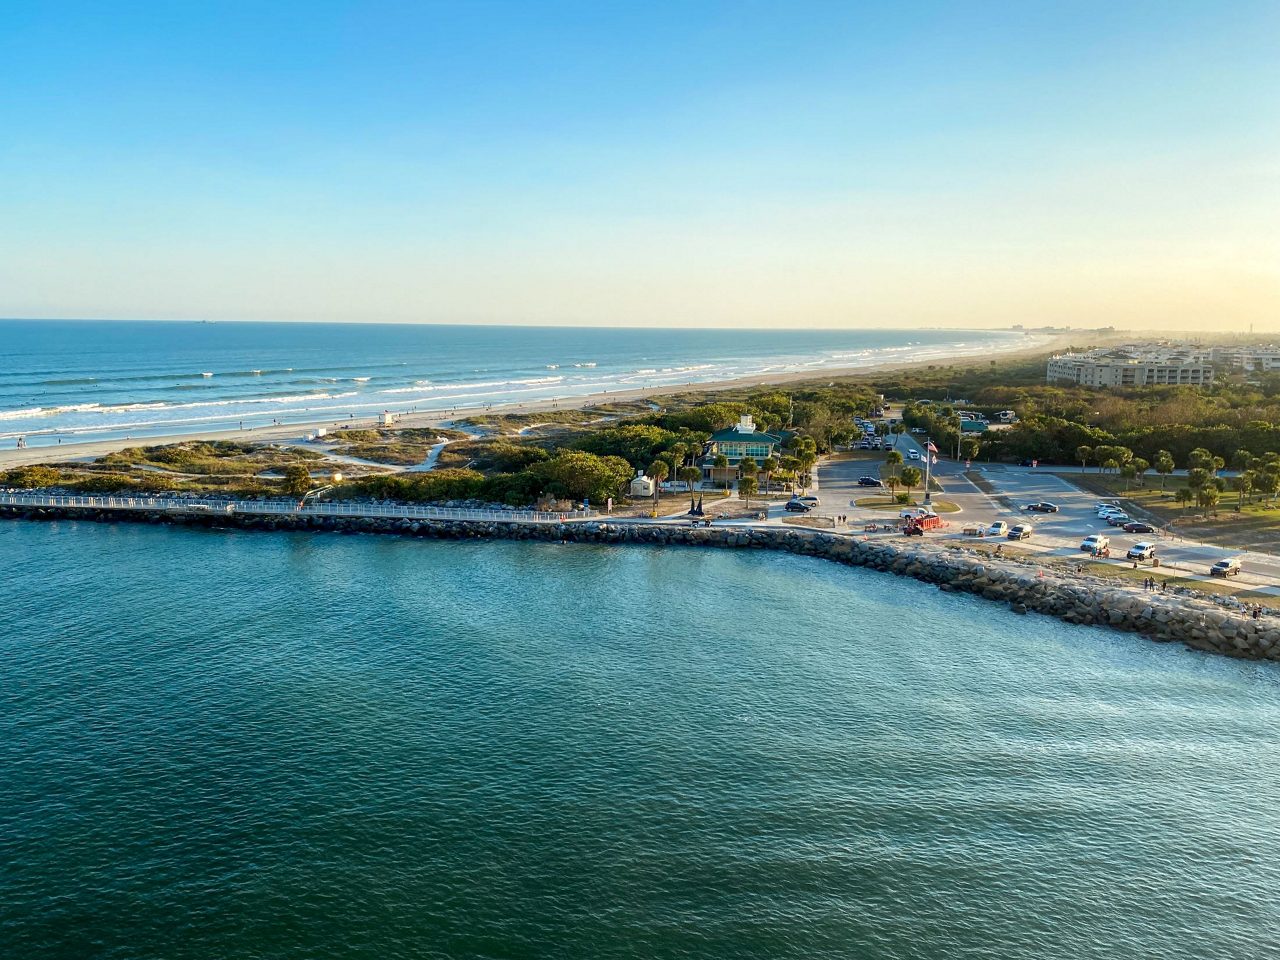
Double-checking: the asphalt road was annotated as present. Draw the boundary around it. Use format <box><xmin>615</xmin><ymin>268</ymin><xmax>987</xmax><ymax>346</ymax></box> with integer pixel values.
<box><xmin>809</xmin><ymin>431</ymin><xmax>1280</xmax><ymax>589</ymax></box>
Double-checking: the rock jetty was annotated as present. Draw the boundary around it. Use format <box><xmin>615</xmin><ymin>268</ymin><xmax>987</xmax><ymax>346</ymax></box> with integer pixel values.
<box><xmin>4</xmin><ymin>504</ymin><xmax>1276</xmax><ymax>662</ymax></box>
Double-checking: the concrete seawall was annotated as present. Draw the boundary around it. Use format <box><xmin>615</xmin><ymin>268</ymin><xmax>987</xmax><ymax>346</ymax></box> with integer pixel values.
<box><xmin>5</xmin><ymin>504</ymin><xmax>1277</xmax><ymax>663</ymax></box>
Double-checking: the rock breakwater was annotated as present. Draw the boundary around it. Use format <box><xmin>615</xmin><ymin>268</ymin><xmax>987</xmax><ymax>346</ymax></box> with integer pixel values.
<box><xmin>4</xmin><ymin>504</ymin><xmax>1276</xmax><ymax>662</ymax></box>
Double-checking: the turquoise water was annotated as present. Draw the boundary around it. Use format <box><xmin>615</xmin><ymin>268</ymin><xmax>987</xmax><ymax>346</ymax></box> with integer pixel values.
<box><xmin>0</xmin><ymin>320</ymin><xmax>1023</xmax><ymax>446</ymax></box>
<box><xmin>3</xmin><ymin>520</ymin><xmax>1280</xmax><ymax>959</ymax></box>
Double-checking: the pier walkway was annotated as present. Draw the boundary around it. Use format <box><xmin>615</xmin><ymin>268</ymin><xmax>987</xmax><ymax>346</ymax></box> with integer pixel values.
<box><xmin>0</xmin><ymin>492</ymin><xmax>588</xmax><ymax>525</ymax></box>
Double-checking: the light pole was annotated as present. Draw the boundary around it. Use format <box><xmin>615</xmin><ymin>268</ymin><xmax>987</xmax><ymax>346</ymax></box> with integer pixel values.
<box><xmin>923</xmin><ymin>438</ymin><xmax>933</xmax><ymax>505</ymax></box>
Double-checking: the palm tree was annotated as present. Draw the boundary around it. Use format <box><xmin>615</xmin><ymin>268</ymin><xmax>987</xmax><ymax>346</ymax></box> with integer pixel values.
<box><xmin>1154</xmin><ymin>450</ymin><xmax>1175</xmax><ymax>489</ymax></box>
<box><xmin>1120</xmin><ymin>463</ymin><xmax>1136</xmax><ymax>490</ymax></box>
<box><xmin>647</xmin><ymin>459</ymin><xmax>669</xmax><ymax>512</ymax></box>
<box><xmin>678</xmin><ymin>465</ymin><xmax>701</xmax><ymax>510</ymax></box>
<box><xmin>899</xmin><ymin>466</ymin><xmax>923</xmax><ymax>501</ymax></box>
<box><xmin>1175</xmin><ymin>487</ymin><xmax>1193</xmax><ymax>513</ymax></box>
<box><xmin>760</xmin><ymin>456</ymin><xmax>778</xmax><ymax>494</ymax></box>
<box><xmin>891</xmin><ymin>423</ymin><xmax>906</xmax><ymax>447</ymax></box>
<box><xmin>1197</xmin><ymin>484</ymin><xmax>1220</xmax><ymax>516</ymax></box>
<box><xmin>885</xmin><ymin>450</ymin><xmax>904</xmax><ymax>476</ymax></box>
<box><xmin>1131</xmin><ymin>457</ymin><xmax>1149</xmax><ymax>488</ymax></box>
<box><xmin>885</xmin><ymin>475</ymin><xmax>900</xmax><ymax>498</ymax></box>
<box><xmin>1075</xmin><ymin>445</ymin><xmax>1093</xmax><ymax>471</ymax></box>
<box><xmin>1233</xmin><ymin>471</ymin><xmax>1254</xmax><ymax>507</ymax></box>
<box><xmin>713</xmin><ymin>453</ymin><xmax>730</xmax><ymax>493</ymax></box>
<box><xmin>739</xmin><ymin>475</ymin><xmax>758</xmax><ymax>508</ymax></box>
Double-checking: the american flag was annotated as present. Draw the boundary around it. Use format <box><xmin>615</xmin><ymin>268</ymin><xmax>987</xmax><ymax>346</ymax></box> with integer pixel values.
<box><xmin>926</xmin><ymin>440</ymin><xmax>938</xmax><ymax>454</ymax></box>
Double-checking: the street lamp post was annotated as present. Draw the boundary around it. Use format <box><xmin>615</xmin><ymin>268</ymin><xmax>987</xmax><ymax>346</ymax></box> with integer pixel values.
<box><xmin>923</xmin><ymin>439</ymin><xmax>933</xmax><ymax>505</ymax></box>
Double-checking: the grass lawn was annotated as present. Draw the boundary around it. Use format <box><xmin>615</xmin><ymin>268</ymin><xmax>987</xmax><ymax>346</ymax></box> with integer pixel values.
<box><xmin>1056</xmin><ymin>472</ymin><xmax>1280</xmax><ymax>553</ymax></box>
<box><xmin>854</xmin><ymin>496</ymin><xmax>961</xmax><ymax>513</ymax></box>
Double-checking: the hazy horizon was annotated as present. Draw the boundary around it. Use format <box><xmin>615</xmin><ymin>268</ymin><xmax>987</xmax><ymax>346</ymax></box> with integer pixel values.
<box><xmin>3</xmin><ymin>2</ymin><xmax>1277</xmax><ymax>332</ymax></box>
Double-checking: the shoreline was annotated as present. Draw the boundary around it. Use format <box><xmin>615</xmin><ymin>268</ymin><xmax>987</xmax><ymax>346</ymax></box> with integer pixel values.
<box><xmin>0</xmin><ymin>334</ymin><xmax>1068</xmax><ymax>469</ymax></box>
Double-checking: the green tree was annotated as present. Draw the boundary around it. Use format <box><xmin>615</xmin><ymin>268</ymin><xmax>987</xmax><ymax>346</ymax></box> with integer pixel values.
<box><xmin>760</xmin><ymin>456</ymin><xmax>778</xmax><ymax>494</ymax></box>
<box><xmin>1075</xmin><ymin>445</ymin><xmax>1093</xmax><ymax>470</ymax></box>
<box><xmin>1175</xmin><ymin>487</ymin><xmax>1193</xmax><ymax>513</ymax></box>
<box><xmin>890</xmin><ymin>422</ymin><xmax>906</xmax><ymax>447</ymax></box>
<box><xmin>647</xmin><ymin>459</ymin><xmax>669</xmax><ymax>511</ymax></box>
<box><xmin>678</xmin><ymin>465</ymin><xmax>701</xmax><ymax>509</ymax></box>
<box><xmin>738</xmin><ymin>475</ymin><xmax>758</xmax><ymax>508</ymax></box>
<box><xmin>885</xmin><ymin>449</ymin><xmax>904</xmax><ymax>475</ymax></box>
<box><xmin>1131</xmin><ymin>457</ymin><xmax>1149</xmax><ymax>487</ymax></box>
<box><xmin>531</xmin><ymin>450</ymin><xmax>633</xmax><ymax>504</ymax></box>
<box><xmin>1120</xmin><ymin>462</ymin><xmax>1137</xmax><ymax>490</ymax></box>
<box><xmin>1233</xmin><ymin>470</ymin><xmax>1255</xmax><ymax>507</ymax></box>
<box><xmin>1197</xmin><ymin>484</ymin><xmax>1220</xmax><ymax>515</ymax></box>
<box><xmin>1232</xmin><ymin>449</ymin><xmax>1255</xmax><ymax>473</ymax></box>
<box><xmin>899</xmin><ymin>465</ymin><xmax>923</xmax><ymax>500</ymax></box>
<box><xmin>1256</xmin><ymin>468</ymin><xmax>1280</xmax><ymax>506</ymax></box>
<box><xmin>1187</xmin><ymin>447</ymin><xmax>1216</xmax><ymax>474</ymax></box>
<box><xmin>1154</xmin><ymin>450</ymin><xmax>1175</xmax><ymax>489</ymax></box>
<box><xmin>960</xmin><ymin>438</ymin><xmax>980</xmax><ymax>461</ymax></box>
<box><xmin>283</xmin><ymin>464</ymin><xmax>313</xmax><ymax>497</ymax></box>
<box><xmin>738</xmin><ymin>457</ymin><xmax>758</xmax><ymax>480</ymax></box>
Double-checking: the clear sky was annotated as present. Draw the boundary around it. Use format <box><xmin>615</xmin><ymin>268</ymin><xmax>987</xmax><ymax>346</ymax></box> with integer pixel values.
<box><xmin>2</xmin><ymin>1</ymin><xmax>1277</xmax><ymax>330</ymax></box>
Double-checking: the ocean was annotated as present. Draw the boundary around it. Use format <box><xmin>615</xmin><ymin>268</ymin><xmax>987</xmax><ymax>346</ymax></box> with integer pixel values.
<box><xmin>0</xmin><ymin>320</ymin><xmax>1028</xmax><ymax>447</ymax></box>
<box><xmin>2</xmin><ymin>520</ymin><xmax>1279</xmax><ymax>959</ymax></box>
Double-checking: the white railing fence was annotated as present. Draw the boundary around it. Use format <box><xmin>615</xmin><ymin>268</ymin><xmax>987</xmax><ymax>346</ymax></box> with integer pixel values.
<box><xmin>0</xmin><ymin>492</ymin><xmax>588</xmax><ymax>525</ymax></box>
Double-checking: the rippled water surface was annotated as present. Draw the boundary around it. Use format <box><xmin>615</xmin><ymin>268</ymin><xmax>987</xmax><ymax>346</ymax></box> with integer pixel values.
<box><xmin>3</xmin><ymin>521</ymin><xmax>1280</xmax><ymax>959</ymax></box>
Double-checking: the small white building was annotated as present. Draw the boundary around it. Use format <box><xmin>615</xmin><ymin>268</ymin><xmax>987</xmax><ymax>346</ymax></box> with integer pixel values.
<box><xmin>629</xmin><ymin>470</ymin><xmax>656</xmax><ymax>498</ymax></box>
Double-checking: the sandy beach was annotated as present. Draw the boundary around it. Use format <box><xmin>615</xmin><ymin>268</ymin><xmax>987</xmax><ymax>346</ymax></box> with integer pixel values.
<box><xmin>0</xmin><ymin>335</ymin><xmax>1066</xmax><ymax>469</ymax></box>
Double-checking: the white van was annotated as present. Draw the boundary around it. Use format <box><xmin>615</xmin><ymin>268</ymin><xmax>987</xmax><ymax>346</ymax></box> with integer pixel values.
<box><xmin>987</xmin><ymin>521</ymin><xmax>1009</xmax><ymax>537</ymax></box>
<box><xmin>1080</xmin><ymin>534</ymin><xmax>1110</xmax><ymax>553</ymax></box>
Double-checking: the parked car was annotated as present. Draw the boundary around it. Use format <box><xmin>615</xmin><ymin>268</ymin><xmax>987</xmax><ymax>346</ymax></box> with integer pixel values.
<box><xmin>1024</xmin><ymin>501</ymin><xmax>1059</xmax><ymax>513</ymax></box>
<box><xmin>986</xmin><ymin>521</ymin><xmax>1009</xmax><ymax>537</ymax></box>
<box><xmin>1123</xmin><ymin>521</ymin><xmax>1156</xmax><ymax>534</ymax></box>
<box><xmin>1017</xmin><ymin>459</ymin><xmax>1035</xmax><ymax>467</ymax></box>
<box><xmin>900</xmin><ymin>506</ymin><xmax>938</xmax><ymax>519</ymax></box>
<box><xmin>1008</xmin><ymin>524</ymin><xmax>1033</xmax><ymax>540</ymax></box>
<box><xmin>1127</xmin><ymin>542</ymin><xmax>1156</xmax><ymax>561</ymax></box>
<box><xmin>857</xmin><ymin>476</ymin><xmax>883</xmax><ymax>487</ymax></box>
<box><xmin>1080</xmin><ymin>534</ymin><xmax>1110</xmax><ymax>553</ymax></box>
<box><xmin>1210</xmin><ymin>558</ymin><xmax>1242</xmax><ymax>577</ymax></box>
<box><xmin>784</xmin><ymin>500</ymin><xmax>812</xmax><ymax>513</ymax></box>
<box><xmin>794</xmin><ymin>495</ymin><xmax>820</xmax><ymax>507</ymax></box>
<box><xmin>1106</xmin><ymin>513</ymin><xmax>1132</xmax><ymax>526</ymax></box>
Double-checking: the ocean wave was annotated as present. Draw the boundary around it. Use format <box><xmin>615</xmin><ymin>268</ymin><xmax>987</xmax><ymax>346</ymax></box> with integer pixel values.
<box><xmin>377</xmin><ymin>375</ymin><xmax>564</xmax><ymax>396</ymax></box>
<box><xmin>0</xmin><ymin>392</ymin><xmax>359</xmax><ymax>423</ymax></box>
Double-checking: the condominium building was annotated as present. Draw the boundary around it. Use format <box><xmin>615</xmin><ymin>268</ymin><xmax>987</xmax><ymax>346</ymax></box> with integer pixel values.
<box><xmin>1046</xmin><ymin>345</ymin><xmax>1215</xmax><ymax>388</ymax></box>
<box><xmin>1211</xmin><ymin>345</ymin><xmax>1280</xmax><ymax>373</ymax></box>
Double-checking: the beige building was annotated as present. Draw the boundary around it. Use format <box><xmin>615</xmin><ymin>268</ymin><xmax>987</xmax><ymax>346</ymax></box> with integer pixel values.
<box><xmin>1046</xmin><ymin>346</ymin><xmax>1214</xmax><ymax>388</ymax></box>
<box><xmin>1211</xmin><ymin>345</ymin><xmax>1280</xmax><ymax>373</ymax></box>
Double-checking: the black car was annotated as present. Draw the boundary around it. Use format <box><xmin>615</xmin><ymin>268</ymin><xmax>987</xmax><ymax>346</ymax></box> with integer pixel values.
<box><xmin>1123</xmin><ymin>521</ymin><xmax>1156</xmax><ymax>534</ymax></box>
<box><xmin>1024</xmin><ymin>501</ymin><xmax>1059</xmax><ymax>513</ymax></box>
<box><xmin>784</xmin><ymin>500</ymin><xmax>812</xmax><ymax>513</ymax></box>
<box><xmin>857</xmin><ymin>476</ymin><xmax>884</xmax><ymax>487</ymax></box>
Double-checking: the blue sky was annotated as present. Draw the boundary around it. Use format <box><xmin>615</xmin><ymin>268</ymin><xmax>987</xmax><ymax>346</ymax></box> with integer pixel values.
<box><xmin>2</xmin><ymin>1</ymin><xmax>1277</xmax><ymax>329</ymax></box>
